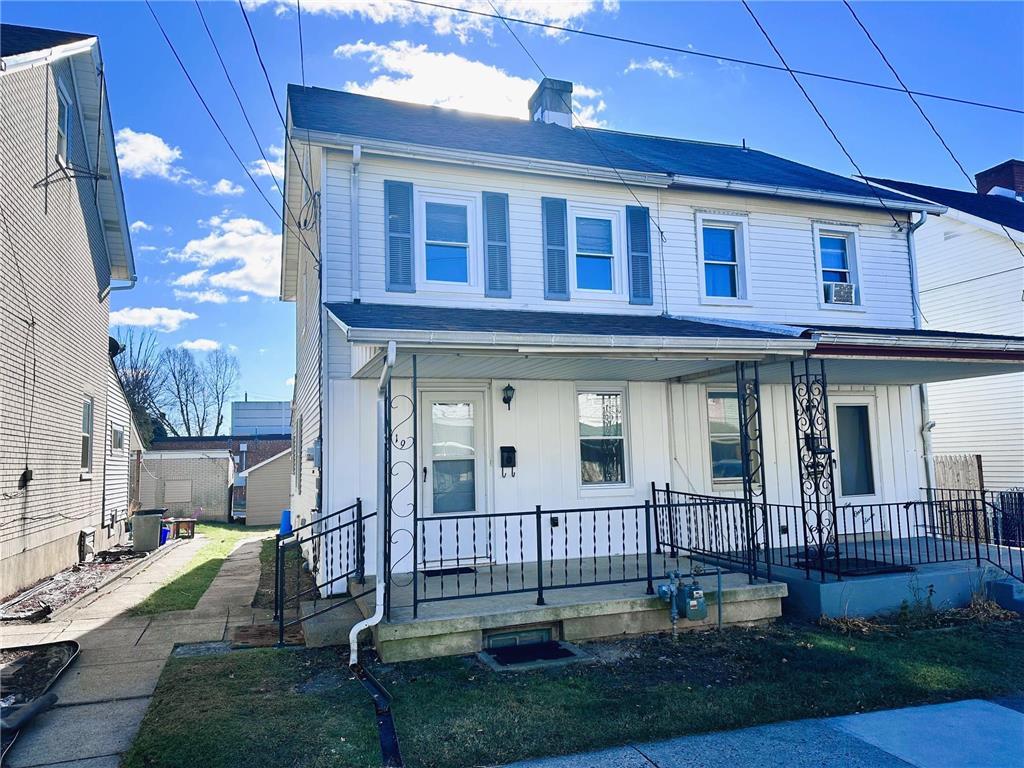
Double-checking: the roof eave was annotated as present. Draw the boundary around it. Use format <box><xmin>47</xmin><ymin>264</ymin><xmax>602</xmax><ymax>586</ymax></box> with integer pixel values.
<box><xmin>0</xmin><ymin>35</ymin><xmax>96</xmax><ymax>75</ymax></box>
<box><xmin>810</xmin><ymin>330</ymin><xmax>1024</xmax><ymax>356</ymax></box>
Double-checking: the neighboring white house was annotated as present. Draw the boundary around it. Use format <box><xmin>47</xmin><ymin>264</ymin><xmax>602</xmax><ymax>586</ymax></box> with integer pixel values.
<box><xmin>138</xmin><ymin>450</ymin><xmax>235</xmax><ymax>521</ymax></box>
<box><xmin>867</xmin><ymin>164</ymin><xmax>1024</xmax><ymax>489</ymax></box>
<box><xmin>237</xmin><ymin>449</ymin><xmax>291</xmax><ymax>526</ymax></box>
<box><xmin>1</xmin><ymin>24</ymin><xmax>136</xmax><ymax>596</ymax></box>
<box><xmin>230</xmin><ymin>399</ymin><xmax>291</xmax><ymax>436</ymax></box>
<box><xmin>278</xmin><ymin>79</ymin><xmax>1024</xmax><ymax>655</ymax></box>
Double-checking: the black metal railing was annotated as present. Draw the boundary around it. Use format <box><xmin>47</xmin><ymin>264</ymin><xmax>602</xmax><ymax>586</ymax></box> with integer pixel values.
<box><xmin>275</xmin><ymin>498</ymin><xmax>374</xmax><ymax>644</ymax></box>
<box><xmin>409</xmin><ymin>503</ymin><xmax>662</xmax><ymax>614</ymax></box>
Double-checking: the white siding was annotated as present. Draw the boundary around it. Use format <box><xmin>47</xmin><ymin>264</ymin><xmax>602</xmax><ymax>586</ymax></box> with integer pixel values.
<box><xmin>244</xmin><ymin>450</ymin><xmax>292</xmax><ymax>526</ymax></box>
<box><xmin>916</xmin><ymin>215</ymin><xmax>1024</xmax><ymax>488</ymax></box>
<box><xmin>103</xmin><ymin>364</ymin><xmax>132</xmax><ymax>529</ymax></box>
<box><xmin>322</xmin><ymin>150</ymin><xmax>915</xmax><ymax>327</ymax></box>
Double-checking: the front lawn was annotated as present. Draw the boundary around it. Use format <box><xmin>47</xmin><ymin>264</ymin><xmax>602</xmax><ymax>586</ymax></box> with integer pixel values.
<box><xmin>130</xmin><ymin>523</ymin><xmax>274</xmax><ymax>616</ymax></box>
<box><xmin>122</xmin><ymin>619</ymin><xmax>1024</xmax><ymax>768</ymax></box>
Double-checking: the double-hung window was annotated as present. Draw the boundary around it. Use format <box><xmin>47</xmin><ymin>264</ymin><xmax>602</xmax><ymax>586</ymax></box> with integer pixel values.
<box><xmin>697</xmin><ymin>213</ymin><xmax>749</xmax><ymax>301</ymax></box>
<box><xmin>56</xmin><ymin>81</ymin><xmax>71</xmax><ymax>164</ymax></box>
<box><xmin>577</xmin><ymin>390</ymin><xmax>627</xmax><ymax>486</ymax></box>
<box><xmin>707</xmin><ymin>390</ymin><xmax>743</xmax><ymax>483</ymax></box>
<box><xmin>111</xmin><ymin>424</ymin><xmax>125</xmax><ymax>452</ymax></box>
<box><xmin>820</xmin><ymin>235</ymin><xmax>851</xmax><ymax>285</ymax></box>
<box><xmin>81</xmin><ymin>397</ymin><xmax>94</xmax><ymax>474</ymax></box>
<box><xmin>574</xmin><ymin>215</ymin><xmax>615</xmax><ymax>291</ymax></box>
<box><xmin>424</xmin><ymin>199</ymin><xmax>471</xmax><ymax>284</ymax></box>
<box><xmin>814</xmin><ymin>223</ymin><xmax>860</xmax><ymax>306</ymax></box>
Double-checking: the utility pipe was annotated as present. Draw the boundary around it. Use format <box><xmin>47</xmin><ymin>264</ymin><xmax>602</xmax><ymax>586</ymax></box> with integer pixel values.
<box><xmin>906</xmin><ymin>212</ymin><xmax>938</xmax><ymax>496</ymax></box>
<box><xmin>348</xmin><ymin>340</ymin><xmax>396</xmax><ymax>665</ymax></box>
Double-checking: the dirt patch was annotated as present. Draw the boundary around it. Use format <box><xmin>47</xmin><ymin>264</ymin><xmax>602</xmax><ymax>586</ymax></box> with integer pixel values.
<box><xmin>251</xmin><ymin>539</ymin><xmax>317</xmax><ymax>610</ymax></box>
<box><xmin>1</xmin><ymin>547</ymin><xmax>146</xmax><ymax>621</ymax></box>
<box><xmin>818</xmin><ymin>596</ymin><xmax>1020</xmax><ymax>635</ymax></box>
<box><xmin>0</xmin><ymin>641</ymin><xmax>79</xmax><ymax>705</ymax></box>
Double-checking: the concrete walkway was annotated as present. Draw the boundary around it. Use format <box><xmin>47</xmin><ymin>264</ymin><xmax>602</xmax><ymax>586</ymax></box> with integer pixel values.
<box><xmin>503</xmin><ymin>698</ymin><xmax>1024</xmax><ymax>768</ymax></box>
<box><xmin>2</xmin><ymin>534</ymin><xmax>272</xmax><ymax>768</ymax></box>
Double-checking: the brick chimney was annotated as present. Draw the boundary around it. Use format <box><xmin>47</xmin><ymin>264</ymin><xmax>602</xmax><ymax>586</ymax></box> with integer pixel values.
<box><xmin>528</xmin><ymin>78</ymin><xmax>573</xmax><ymax>128</ymax></box>
<box><xmin>975</xmin><ymin>159</ymin><xmax>1024</xmax><ymax>197</ymax></box>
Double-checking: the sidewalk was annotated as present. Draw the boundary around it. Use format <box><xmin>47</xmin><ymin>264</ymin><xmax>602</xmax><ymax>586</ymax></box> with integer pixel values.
<box><xmin>504</xmin><ymin>697</ymin><xmax>1024</xmax><ymax>768</ymax></box>
<box><xmin>2</xmin><ymin>534</ymin><xmax>270</xmax><ymax>768</ymax></box>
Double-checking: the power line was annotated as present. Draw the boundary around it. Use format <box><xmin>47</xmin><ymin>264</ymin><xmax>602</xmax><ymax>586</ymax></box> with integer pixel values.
<box><xmin>144</xmin><ymin>0</ymin><xmax>317</xmax><ymax>263</ymax></box>
<box><xmin>843</xmin><ymin>1</ymin><xmax>1024</xmax><ymax>264</ymax></box>
<box><xmin>919</xmin><ymin>265</ymin><xmax>1023</xmax><ymax>295</ymax></box>
<box><xmin>741</xmin><ymin>1</ymin><xmax>903</xmax><ymax>231</ymax></box>
<box><xmin>484</xmin><ymin>0</ymin><xmax>667</xmax><ymax>244</ymax></box>
<box><xmin>403</xmin><ymin>0</ymin><xmax>1024</xmax><ymax>116</ymax></box>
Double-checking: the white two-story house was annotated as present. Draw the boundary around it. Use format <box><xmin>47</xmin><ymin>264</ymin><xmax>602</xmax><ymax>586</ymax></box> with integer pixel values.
<box><xmin>279</xmin><ymin>79</ymin><xmax>1024</xmax><ymax>659</ymax></box>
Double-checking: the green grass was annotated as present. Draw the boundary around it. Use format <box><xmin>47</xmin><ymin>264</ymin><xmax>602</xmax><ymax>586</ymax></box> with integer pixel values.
<box><xmin>122</xmin><ymin>619</ymin><xmax>1024</xmax><ymax>768</ymax></box>
<box><xmin>129</xmin><ymin>523</ymin><xmax>274</xmax><ymax>616</ymax></box>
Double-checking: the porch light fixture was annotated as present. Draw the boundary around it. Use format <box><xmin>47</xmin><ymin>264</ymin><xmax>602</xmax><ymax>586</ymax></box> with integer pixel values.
<box><xmin>502</xmin><ymin>383</ymin><xmax>516</xmax><ymax>410</ymax></box>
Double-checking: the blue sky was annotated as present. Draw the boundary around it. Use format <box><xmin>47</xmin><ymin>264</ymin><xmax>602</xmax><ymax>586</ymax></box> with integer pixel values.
<box><xmin>6</xmin><ymin>1</ymin><xmax>1023</xmax><ymax>409</ymax></box>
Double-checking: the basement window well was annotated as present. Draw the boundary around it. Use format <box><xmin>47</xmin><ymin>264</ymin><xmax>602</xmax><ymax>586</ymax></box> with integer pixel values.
<box><xmin>478</xmin><ymin>628</ymin><xmax>590</xmax><ymax>671</ymax></box>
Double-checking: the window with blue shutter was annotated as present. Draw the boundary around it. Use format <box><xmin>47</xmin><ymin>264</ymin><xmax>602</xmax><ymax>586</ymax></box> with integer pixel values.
<box><xmin>384</xmin><ymin>180</ymin><xmax>414</xmax><ymax>292</ymax></box>
<box><xmin>483</xmin><ymin>192</ymin><xmax>511</xmax><ymax>298</ymax></box>
<box><xmin>626</xmin><ymin>205</ymin><xmax>653</xmax><ymax>305</ymax></box>
<box><xmin>541</xmin><ymin>197</ymin><xmax>569</xmax><ymax>300</ymax></box>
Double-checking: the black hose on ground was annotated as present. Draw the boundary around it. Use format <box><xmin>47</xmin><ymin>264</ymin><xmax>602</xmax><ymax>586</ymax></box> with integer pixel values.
<box><xmin>351</xmin><ymin>662</ymin><xmax>404</xmax><ymax>767</ymax></box>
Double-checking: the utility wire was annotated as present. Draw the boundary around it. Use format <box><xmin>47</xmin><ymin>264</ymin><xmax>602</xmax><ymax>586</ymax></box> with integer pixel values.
<box><xmin>145</xmin><ymin>1</ymin><xmax>318</xmax><ymax>264</ymax></box>
<box><xmin>918</xmin><ymin>265</ymin><xmax>1023</xmax><ymax>294</ymax></box>
<box><xmin>741</xmin><ymin>1</ymin><xmax>903</xmax><ymax>230</ymax></box>
<box><xmin>485</xmin><ymin>0</ymin><xmax>667</xmax><ymax>243</ymax></box>
<box><xmin>403</xmin><ymin>0</ymin><xmax>1023</xmax><ymax>116</ymax></box>
<box><xmin>843</xmin><ymin>1</ymin><xmax>1024</xmax><ymax>264</ymax></box>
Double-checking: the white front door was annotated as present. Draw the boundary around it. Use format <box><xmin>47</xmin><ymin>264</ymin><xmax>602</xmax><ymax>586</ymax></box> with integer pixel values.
<box><xmin>420</xmin><ymin>391</ymin><xmax>490</xmax><ymax>566</ymax></box>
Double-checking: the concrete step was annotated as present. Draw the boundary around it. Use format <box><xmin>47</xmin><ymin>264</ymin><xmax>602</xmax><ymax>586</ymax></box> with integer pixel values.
<box><xmin>987</xmin><ymin>577</ymin><xmax>1024</xmax><ymax>613</ymax></box>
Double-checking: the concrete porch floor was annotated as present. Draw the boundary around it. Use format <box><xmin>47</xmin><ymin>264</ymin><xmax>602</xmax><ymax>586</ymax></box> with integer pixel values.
<box><xmin>346</xmin><ymin>556</ymin><xmax>787</xmax><ymax>662</ymax></box>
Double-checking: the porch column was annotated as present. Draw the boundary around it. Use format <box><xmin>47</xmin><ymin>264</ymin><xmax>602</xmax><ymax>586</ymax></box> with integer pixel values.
<box><xmin>735</xmin><ymin>361</ymin><xmax>768</xmax><ymax>582</ymax></box>
<box><xmin>790</xmin><ymin>357</ymin><xmax>840</xmax><ymax>580</ymax></box>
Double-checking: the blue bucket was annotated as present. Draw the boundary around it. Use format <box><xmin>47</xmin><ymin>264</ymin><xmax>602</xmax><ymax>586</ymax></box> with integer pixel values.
<box><xmin>279</xmin><ymin>509</ymin><xmax>292</xmax><ymax>536</ymax></box>
<box><xmin>159</xmin><ymin>526</ymin><xmax>170</xmax><ymax>546</ymax></box>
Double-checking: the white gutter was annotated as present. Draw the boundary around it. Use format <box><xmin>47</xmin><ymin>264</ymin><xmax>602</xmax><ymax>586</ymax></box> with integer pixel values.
<box><xmin>670</xmin><ymin>174</ymin><xmax>947</xmax><ymax>215</ymax></box>
<box><xmin>350</xmin><ymin>144</ymin><xmax>362</xmax><ymax>302</ymax></box>
<box><xmin>99</xmin><ymin>277</ymin><xmax>137</xmax><ymax>301</ymax></box>
<box><xmin>348</xmin><ymin>340</ymin><xmax>397</xmax><ymax>666</ymax></box>
<box><xmin>0</xmin><ymin>37</ymin><xmax>97</xmax><ymax>75</ymax></box>
<box><xmin>811</xmin><ymin>330</ymin><xmax>1024</xmax><ymax>354</ymax></box>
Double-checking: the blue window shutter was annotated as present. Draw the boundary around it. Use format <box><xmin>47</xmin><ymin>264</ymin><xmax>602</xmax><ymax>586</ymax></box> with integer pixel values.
<box><xmin>483</xmin><ymin>192</ymin><xmax>511</xmax><ymax>298</ymax></box>
<box><xmin>627</xmin><ymin>205</ymin><xmax>653</xmax><ymax>305</ymax></box>
<box><xmin>541</xmin><ymin>197</ymin><xmax>569</xmax><ymax>300</ymax></box>
<box><xmin>384</xmin><ymin>180</ymin><xmax>414</xmax><ymax>292</ymax></box>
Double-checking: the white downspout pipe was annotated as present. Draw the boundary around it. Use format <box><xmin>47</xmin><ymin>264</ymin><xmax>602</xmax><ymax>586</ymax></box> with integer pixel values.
<box><xmin>350</xmin><ymin>144</ymin><xmax>361</xmax><ymax>302</ymax></box>
<box><xmin>348</xmin><ymin>340</ymin><xmax>396</xmax><ymax>665</ymax></box>
<box><xmin>907</xmin><ymin>212</ymin><xmax>937</xmax><ymax>496</ymax></box>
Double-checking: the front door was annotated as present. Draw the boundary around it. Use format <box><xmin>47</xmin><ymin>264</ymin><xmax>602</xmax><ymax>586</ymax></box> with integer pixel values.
<box><xmin>420</xmin><ymin>391</ymin><xmax>490</xmax><ymax>566</ymax></box>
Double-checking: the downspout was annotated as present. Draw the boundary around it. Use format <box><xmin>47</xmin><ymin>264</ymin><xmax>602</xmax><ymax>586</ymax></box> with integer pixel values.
<box><xmin>349</xmin><ymin>340</ymin><xmax>396</xmax><ymax>664</ymax></box>
<box><xmin>907</xmin><ymin>211</ymin><xmax>937</xmax><ymax>496</ymax></box>
<box><xmin>350</xmin><ymin>144</ymin><xmax>362</xmax><ymax>302</ymax></box>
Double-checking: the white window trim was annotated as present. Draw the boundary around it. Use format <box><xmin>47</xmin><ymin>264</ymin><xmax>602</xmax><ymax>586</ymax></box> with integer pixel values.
<box><xmin>829</xmin><ymin>394</ymin><xmax>882</xmax><ymax>503</ymax></box>
<box><xmin>414</xmin><ymin>187</ymin><xmax>482</xmax><ymax>293</ymax></box>
<box><xmin>696</xmin><ymin>212</ymin><xmax>753</xmax><ymax>305</ymax></box>
<box><xmin>56</xmin><ymin>78</ymin><xmax>72</xmax><ymax>166</ymax></box>
<box><xmin>704</xmin><ymin>386</ymin><xmax>745</xmax><ymax>489</ymax></box>
<box><xmin>575</xmin><ymin>384</ymin><xmax>632</xmax><ymax>494</ymax></box>
<box><xmin>80</xmin><ymin>396</ymin><xmax>94</xmax><ymax>479</ymax></box>
<box><xmin>568</xmin><ymin>203</ymin><xmax>627</xmax><ymax>301</ymax></box>
<box><xmin>110</xmin><ymin>423</ymin><xmax>125</xmax><ymax>454</ymax></box>
<box><xmin>812</xmin><ymin>221</ymin><xmax>867</xmax><ymax>312</ymax></box>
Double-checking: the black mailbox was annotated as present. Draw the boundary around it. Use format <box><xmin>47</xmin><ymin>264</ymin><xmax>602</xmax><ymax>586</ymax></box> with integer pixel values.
<box><xmin>500</xmin><ymin>446</ymin><xmax>517</xmax><ymax>477</ymax></box>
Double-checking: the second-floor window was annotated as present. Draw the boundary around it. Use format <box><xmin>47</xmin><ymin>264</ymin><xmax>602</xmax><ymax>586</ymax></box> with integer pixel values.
<box><xmin>425</xmin><ymin>202</ymin><xmax>470</xmax><ymax>283</ymax></box>
<box><xmin>56</xmin><ymin>82</ymin><xmax>71</xmax><ymax>164</ymax></box>
<box><xmin>814</xmin><ymin>223</ymin><xmax>861</xmax><ymax>306</ymax></box>
<box><xmin>697</xmin><ymin>213</ymin><xmax>749</xmax><ymax>302</ymax></box>
<box><xmin>81</xmin><ymin>397</ymin><xmax>94</xmax><ymax>473</ymax></box>
<box><xmin>574</xmin><ymin>216</ymin><xmax>615</xmax><ymax>291</ymax></box>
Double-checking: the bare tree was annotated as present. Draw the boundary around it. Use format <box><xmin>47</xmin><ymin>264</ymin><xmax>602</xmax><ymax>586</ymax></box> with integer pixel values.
<box><xmin>160</xmin><ymin>347</ymin><xmax>202</xmax><ymax>436</ymax></box>
<box><xmin>113</xmin><ymin>328</ymin><xmax>168</xmax><ymax>445</ymax></box>
<box><xmin>205</xmin><ymin>349</ymin><xmax>240</xmax><ymax>436</ymax></box>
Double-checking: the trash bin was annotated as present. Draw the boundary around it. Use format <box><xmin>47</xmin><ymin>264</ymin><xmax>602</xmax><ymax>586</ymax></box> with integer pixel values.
<box><xmin>159</xmin><ymin>526</ymin><xmax>170</xmax><ymax>547</ymax></box>
<box><xmin>133</xmin><ymin>508</ymin><xmax>167</xmax><ymax>553</ymax></box>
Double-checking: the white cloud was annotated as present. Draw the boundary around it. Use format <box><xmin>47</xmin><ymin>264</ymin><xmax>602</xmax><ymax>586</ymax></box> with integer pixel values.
<box><xmin>249</xmin><ymin>0</ymin><xmax>617</xmax><ymax>42</ymax></box>
<box><xmin>248</xmin><ymin>145</ymin><xmax>285</xmax><ymax>182</ymax></box>
<box><xmin>178</xmin><ymin>338</ymin><xmax>221</xmax><ymax>352</ymax></box>
<box><xmin>168</xmin><ymin>216</ymin><xmax>281</xmax><ymax>298</ymax></box>
<box><xmin>173</xmin><ymin>288</ymin><xmax>230</xmax><ymax>304</ymax></box>
<box><xmin>228</xmin><ymin>344</ymin><xmax>239</xmax><ymax>353</ymax></box>
<box><xmin>138</xmin><ymin>245</ymin><xmax>158</xmax><ymax>253</ymax></box>
<box><xmin>285</xmin><ymin>376</ymin><xmax>295</xmax><ymax>387</ymax></box>
<box><xmin>334</xmin><ymin>41</ymin><xmax>606</xmax><ymax>126</ymax></box>
<box><xmin>171</xmin><ymin>269</ymin><xmax>208</xmax><ymax>287</ymax></box>
<box><xmin>208</xmin><ymin>178</ymin><xmax>245</xmax><ymax>196</ymax></box>
<box><xmin>624</xmin><ymin>58</ymin><xmax>683</xmax><ymax>79</ymax></box>
<box><xmin>130</xmin><ymin>220</ymin><xmax>153</xmax><ymax>233</ymax></box>
<box><xmin>116</xmin><ymin>128</ymin><xmax>245</xmax><ymax>196</ymax></box>
<box><xmin>109</xmin><ymin>307</ymin><xmax>198</xmax><ymax>333</ymax></box>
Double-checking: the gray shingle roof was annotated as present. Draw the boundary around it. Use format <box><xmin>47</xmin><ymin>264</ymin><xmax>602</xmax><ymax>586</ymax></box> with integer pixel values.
<box><xmin>325</xmin><ymin>302</ymin><xmax>794</xmax><ymax>340</ymax></box>
<box><xmin>289</xmin><ymin>85</ymin><xmax>925</xmax><ymax>207</ymax></box>
<box><xmin>864</xmin><ymin>177</ymin><xmax>1024</xmax><ymax>232</ymax></box>
<box><xmin>0</xmin><ymin>23</ymin><xmax>92</xmax><ymax>58</ymax></box>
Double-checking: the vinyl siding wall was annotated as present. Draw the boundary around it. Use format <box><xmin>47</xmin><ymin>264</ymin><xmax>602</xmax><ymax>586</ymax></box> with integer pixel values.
<box><xmin>0</xmin><ymin>58</ymin><xmax>117</xmax><ymax>596</ymax></box>
<box><xmin>243</xmin><ymin>451</ymin><xmax>292</xmax><ymax>526</ymax></box>
<box><xmin>322</xmin><ymin>150</ymin><xmax>916</xmax><ymax>327</ymax></box>
<box><xmin>102</xmin><ymin>363</ymin><xmax>132</xmax><ymax>532</ymax></box>
<box><xmin>916</xmin><ymin>215</ymin><xmax>1024</xmax><ymax>488</ymax></box>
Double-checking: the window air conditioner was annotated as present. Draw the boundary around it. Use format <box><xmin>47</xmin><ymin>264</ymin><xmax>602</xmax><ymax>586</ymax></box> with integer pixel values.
<box><xmin>824</xmin><ymin>282</ymin><xmax>857</xmax><ymax>305</ymax></box>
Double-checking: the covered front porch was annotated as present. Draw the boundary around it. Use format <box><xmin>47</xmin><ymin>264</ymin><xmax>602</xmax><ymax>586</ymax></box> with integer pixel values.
<box><xmin>303</xmin><ymin>303</ymin><xmax>1024</xmax><ymax>656</ymax></box>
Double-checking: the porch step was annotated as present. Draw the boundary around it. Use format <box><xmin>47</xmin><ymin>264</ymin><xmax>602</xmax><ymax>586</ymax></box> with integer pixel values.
<box><xmin>987</xmin><ymin>577</ymin><xmax>1024</xmax><ymax>614</ymax></box>
<box><xmin>352</xmin><ymin>575</ymin><xmax>787</xmax><ymax>662</ymax></box>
